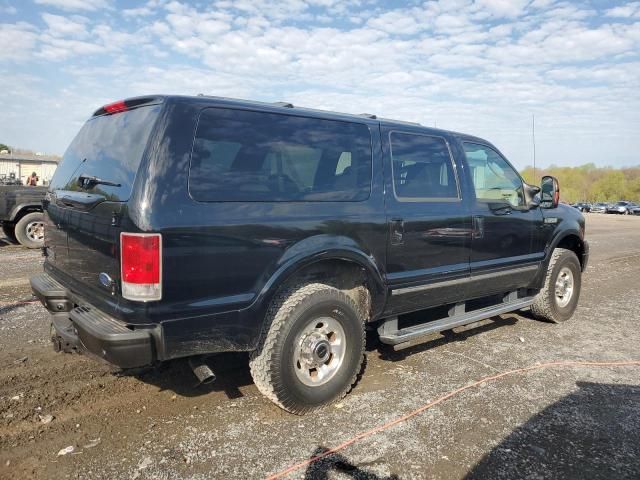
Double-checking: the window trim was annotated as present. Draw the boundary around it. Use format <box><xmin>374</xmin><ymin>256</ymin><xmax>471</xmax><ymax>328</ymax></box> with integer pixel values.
<box><xmin>389</xmin><ymin>130</ymin><xmax>462</xmax><ymax>203</ymax></box>
<box><xmin>462</xmin><ymin>141</ymin><xmax>526</xmax><ymax>208</ymax></box>
<box><xmin>188</xmin><ymin>106</ymin><xmax>374</xmax><ymax>203</ymax></box>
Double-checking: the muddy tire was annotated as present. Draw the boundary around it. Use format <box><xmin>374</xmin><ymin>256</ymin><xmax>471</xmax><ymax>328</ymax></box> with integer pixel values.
<box><xmin>15</xmin><ymin>212</ymin><xmax>44</xmax><ymax>249</ymax></box>
<box><xmin>249</xmin><ymin>282</ymin><xmax>365</xmax><ymax>414</ymax></box>
<box><xmin>2</xmin><ymin>223</ymin><xmax>17</xmax><ymax>243</ymax></box>
<box><xmin>530</xmin><ymin>248</ymin><xmax>581</xmax><ymax>323</ymax></box>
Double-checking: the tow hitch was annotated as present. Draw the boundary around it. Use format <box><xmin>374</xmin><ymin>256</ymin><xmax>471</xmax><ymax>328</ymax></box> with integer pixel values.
<box><xmin>51</xmin><ymin>333</ymin><xmax>77</xmax><ymax>354</ymax></box>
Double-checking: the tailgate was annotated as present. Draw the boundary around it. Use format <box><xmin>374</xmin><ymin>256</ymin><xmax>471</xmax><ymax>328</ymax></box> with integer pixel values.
<box><xmin>44</xmin><ymin>101</ymin><xmax>161</xmax><ymax>305</ymax></box>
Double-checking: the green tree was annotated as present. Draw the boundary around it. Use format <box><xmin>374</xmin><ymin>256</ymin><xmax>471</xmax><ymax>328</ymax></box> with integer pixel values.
<box><xmin>520</xmin><ymin>164</ymin><xmax>640</xmax><ymax>203</ymax></box>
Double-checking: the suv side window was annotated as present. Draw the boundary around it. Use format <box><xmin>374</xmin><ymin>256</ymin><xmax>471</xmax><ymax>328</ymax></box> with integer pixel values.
<box><xmin>189</xmin><ymin>108</ymin><xmax>372</xmax><ymax>202</ymax></box>
<box><xmin>463</xmin><ymin>142</ymin><xmax>524</xmax><ymax>207</ymax></box>
<box><xmin>390</xmin><ymin>132</ymin><xmax>459</xmax><ymax>201</ymax></box>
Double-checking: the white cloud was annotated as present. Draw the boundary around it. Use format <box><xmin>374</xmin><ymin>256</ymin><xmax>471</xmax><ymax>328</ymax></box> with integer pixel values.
<box><xmin>0</xmin><ymin>22</ymin><xmax>38</xmax><ymax>60</ymax></box>
<box><xmin>34</xmin><ymin>0</ymin><xmax>110</xmax><ymax>11</ymax></box>
<box><xmin>37</xmin><ymin>35</ymin><xmax>104</xmax><ymax>60</ymax></box>
<box><xmin>474</xmin><ymin>0</ymin><xmax>530</xmax><ymax>19</ymax></box>
<box><xmin>1</xmin><ymin>3</ymin><xmax>17</xmax><ymax>14</ymax></box>
<box><xmin>41</xmin><ymin>13</ymin><xmax>89</xmax><ymax>38</ymax></box>
<box><xmin>123</xmin><ymin>0</ymin><xmax>164</xmax><ymax>17</ymax></box>
<box><xmin>605</xmin><ymin>2</ymin><xmax>640</xmax><ymax>18</ymax></box>
<box><xmin>366</xmin><ymin>9</ymin><xmax>427</xmax><ymax>35</ymax></box>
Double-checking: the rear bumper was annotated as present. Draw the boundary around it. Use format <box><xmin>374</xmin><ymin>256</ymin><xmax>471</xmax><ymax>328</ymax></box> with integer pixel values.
<box><xmin>30</xmin><ymin>272</ymin><xmax>159</xmax><ymax>368</ymax></box>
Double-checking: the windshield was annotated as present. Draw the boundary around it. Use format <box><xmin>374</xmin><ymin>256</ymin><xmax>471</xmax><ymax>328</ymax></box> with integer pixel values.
<box><xmin>49</xmin><ymin>105</ymin><xmax>160</xmax><ymax>201</ymax></box>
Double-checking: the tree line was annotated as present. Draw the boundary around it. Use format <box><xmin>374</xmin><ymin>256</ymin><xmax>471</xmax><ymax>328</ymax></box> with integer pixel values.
<box><xmin>521</xmin><ymin>164</ymin><xmax>640</xmax><ymax>204</ymax></box>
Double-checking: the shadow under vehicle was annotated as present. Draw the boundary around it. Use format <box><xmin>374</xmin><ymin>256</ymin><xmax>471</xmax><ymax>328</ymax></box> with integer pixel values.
<box><xmin>466</xmin><ymin>381</ymin><xmax>640</xmax><ymax>480</ymax></box>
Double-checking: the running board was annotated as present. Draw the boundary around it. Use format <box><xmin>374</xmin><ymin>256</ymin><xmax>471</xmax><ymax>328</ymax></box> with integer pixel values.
<box><xmin>378</xmin><ymin>294</ymin><xmax>534</xmax><ymax>346</ymax></box>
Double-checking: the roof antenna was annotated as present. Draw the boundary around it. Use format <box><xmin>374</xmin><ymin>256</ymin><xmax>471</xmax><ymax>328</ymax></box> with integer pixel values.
<box><xmin>532</xmin><ymin>114</ymin><xmax>536</xmax><ymax>179</ymax></box>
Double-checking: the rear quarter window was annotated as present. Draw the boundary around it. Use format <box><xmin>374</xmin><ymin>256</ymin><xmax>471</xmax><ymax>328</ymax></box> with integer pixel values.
<box><xmin>189</xmin><ymin>108</ymin><xmax>372</xmax><ymax>202</ymax></box>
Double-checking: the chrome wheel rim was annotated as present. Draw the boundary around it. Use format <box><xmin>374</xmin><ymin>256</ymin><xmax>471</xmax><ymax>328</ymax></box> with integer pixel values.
<box><xmin>26</xmin><ymin>221</ymin><xmax>44</xmax><ymax>241</ymax></box>
<box><xmin>555</xmin><ymin>267</ymin><xmax>574</xmax><ymax>308</ymax></box>
<box><xmin>293</xmin><ymin>316</ymin><xmax>346</xmax><ymax>387</ymax></box>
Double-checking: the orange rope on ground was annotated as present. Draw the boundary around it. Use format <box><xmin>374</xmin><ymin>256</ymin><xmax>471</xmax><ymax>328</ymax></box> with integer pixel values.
<box><xmin>265</xmin><ymin>360</ymin><xmax>640</xmax><ymax>480</ymax></box>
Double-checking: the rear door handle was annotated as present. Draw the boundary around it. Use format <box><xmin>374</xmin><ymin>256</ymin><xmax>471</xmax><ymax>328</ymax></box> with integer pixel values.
<box><xmin>390</xmin><ymin>218</ymin><xmax>404</xmax><ymax>245</ymax></box>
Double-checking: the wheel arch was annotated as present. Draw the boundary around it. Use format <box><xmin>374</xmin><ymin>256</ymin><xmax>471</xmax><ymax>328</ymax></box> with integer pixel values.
<box><xmin>531</xmin><ymin>230</ymin><xmax>586</xmax><ymax>290</ymax></box>
<box><xmin>552</xmin><ymin>232</ymin><xmax>586</xmax><ymax>270</ymax></box>
<box><xmin>9</xmin><ymin>203</ymin><xmax>43</xmax><ymax>222</ymax></box>
<box><xmin>254</xmin><ymin>246</ymin><xmax>387</xmax><ymax>325</ymax></box>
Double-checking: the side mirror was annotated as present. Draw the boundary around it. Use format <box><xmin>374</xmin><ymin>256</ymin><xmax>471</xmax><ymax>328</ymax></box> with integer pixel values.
<box><xmin>540</xmin><ymin>175</ymin><xmax>559</xmax><ymax>209</ymax></box>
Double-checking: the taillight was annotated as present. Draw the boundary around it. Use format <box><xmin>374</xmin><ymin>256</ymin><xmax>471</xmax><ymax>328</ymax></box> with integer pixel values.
<box><xmin>120</xmin><ymin>233</ymin><xmax>162</xmax><ymax>301</ymax></box>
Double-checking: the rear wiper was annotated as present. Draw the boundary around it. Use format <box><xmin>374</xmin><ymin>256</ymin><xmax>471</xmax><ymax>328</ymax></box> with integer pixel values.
<box><xmin>77</xmin><ymin>174</ymin><xmax>121</xmax><ymax>190</ymax></box>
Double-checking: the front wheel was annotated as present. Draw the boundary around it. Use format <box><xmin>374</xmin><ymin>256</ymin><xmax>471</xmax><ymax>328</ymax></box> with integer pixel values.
<box><xmin>249</xmin><ymin>282</ymin><xmax>365</xmax><ymax>414</ymax></box>
<box><xmin>15</xmin><ymin>212</ymin><xmax>44</xmax><ymax>248</ymax></box>
<box><xmin>530</xmin><ymin>248</ymin><xmax>581</xmax><ymax>323</ymax></box>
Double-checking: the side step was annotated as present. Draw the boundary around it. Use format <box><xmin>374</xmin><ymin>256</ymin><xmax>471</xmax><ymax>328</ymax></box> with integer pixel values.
<box><xmin>378</xmin><ymin>293</ymin><xmax>534</xmax><ymax>346</ymax></box>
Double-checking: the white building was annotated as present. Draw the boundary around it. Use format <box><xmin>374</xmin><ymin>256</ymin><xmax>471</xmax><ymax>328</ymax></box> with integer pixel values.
<box><xmin>0</xmin><ymin>152</ymin><xmax>60</xmax><ymax>186</ymax></box>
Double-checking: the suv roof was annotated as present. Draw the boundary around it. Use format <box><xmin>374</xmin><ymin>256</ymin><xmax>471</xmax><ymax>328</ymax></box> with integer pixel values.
<box><xmin>110</xmin><ymin>94</ymin><xmax>484</xmax><ymax>144</ymax></box>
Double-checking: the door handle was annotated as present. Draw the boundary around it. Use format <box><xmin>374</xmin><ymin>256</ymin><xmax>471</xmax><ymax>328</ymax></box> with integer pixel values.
<box><xmin>390</xmin><ymin>218</ymin><xmax>404</xmax><ymax>245</ymax></box>
<box><xmin>488</xmin><ymin>202</ymin><xmax>512</xmax><ymax>215</ymax></box>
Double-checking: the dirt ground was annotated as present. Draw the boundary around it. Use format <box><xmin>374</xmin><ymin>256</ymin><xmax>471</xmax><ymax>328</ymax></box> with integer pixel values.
<box><xmin>0</xmin><ymin>213</ymin><xmax>639</xmax><ymax>480</ymax></box>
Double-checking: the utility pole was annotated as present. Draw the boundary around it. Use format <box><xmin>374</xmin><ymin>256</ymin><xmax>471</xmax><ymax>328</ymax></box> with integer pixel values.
<box><xmin>532</xmin><ymin>114</ymin><xmax>536</xmax><ymax>179</ymax></box>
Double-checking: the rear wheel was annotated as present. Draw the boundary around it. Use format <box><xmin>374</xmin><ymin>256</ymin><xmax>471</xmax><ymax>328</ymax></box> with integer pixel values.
<box><xmin>249</xmin><ymin>282</ymin><xmax>365</xmax><ymax>414</ymax></box>
<box><xmin>2</xmin><ymin>223</ymin><xmax>17</xmax><ymax>243</ymax></box>
<box><xmin>530</xmin><ymin>248</ymin><xmax>581</xmax><ymax>323</ymax></box>
<box><xmin>15</xmin><ymin>212</ymin><xmax>44</xmax><ymax>248</ymax></box>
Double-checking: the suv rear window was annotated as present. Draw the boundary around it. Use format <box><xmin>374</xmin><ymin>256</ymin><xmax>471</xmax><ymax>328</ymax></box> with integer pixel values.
<box><xmin>189</xmin><ymin>108</ymin><xmax>372</xmax><ymax>202</ymax></box>
<box><xmin>49</xmin><ymin>105</ymin><xmax>161</xmax><ymax>201</ymax></box>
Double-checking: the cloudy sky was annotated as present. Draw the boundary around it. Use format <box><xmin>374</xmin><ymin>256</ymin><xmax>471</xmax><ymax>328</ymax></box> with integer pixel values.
<box><xmin>1</xmin><ymin>0</ymin><xmax>639</xmax><ymax>169</ymax></box>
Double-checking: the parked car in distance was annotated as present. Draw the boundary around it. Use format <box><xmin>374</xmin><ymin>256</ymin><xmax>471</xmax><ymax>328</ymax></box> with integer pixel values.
<box><xmin>590</xmin><ymin>202</ymin><xmax>608</xmax><ymax>213</ymax></box>
<box><xmin>571</xmin><ymin>202</ymin><xmax>591</xmax><ymax>213</ymax></box>
<box><xmin>631</xmin><ymin>205</ymin><xmax>640</xmax><ymax>215</ymax></box>
<box><xmin>0</xmin><ymin>185</ymin><xmax>46</xmax><ymax>248</ymax></box>
<box><xmin>606</xmin><ymin>201</ymin><xmax>634</xmax><ymax>215</ymax></box>
<box><xmin>31</xmin><ymin>95</ymin><xmax>589</xmax><ymax>414</ymax></box>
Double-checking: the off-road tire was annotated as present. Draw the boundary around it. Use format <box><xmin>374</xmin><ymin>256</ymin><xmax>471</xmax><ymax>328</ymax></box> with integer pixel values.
<box><xmin>530</xmin><ymin>248</ymin><xmax>581</xmax><ymax>323</ymax></box>
<box><xmin>15</xmin><ymin>212</ymin><xmax>44</xmax><ymax>249</ymax></box>
<box><xmin>249</xmin><ymin>282</ymin><xmax>366</xmax><ymax>414</ymax></box>
<box><xmin>2</xmin><ymin>223</ymin><xmax>17</xmax><ymax>243</ymax></box>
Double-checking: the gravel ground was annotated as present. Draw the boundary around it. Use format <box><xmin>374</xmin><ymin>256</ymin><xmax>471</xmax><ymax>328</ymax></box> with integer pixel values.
<box><xmin>0</xmin><ymin>214</ymin><xmax>639</xmax><ymax>480</ymax></box>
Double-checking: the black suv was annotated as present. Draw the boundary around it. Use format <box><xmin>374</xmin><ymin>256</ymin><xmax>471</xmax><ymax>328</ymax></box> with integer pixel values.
<box><xmin>31</xmin><ymin>95</ymin><xmax>589</xmax><ymax>414</ymax></box>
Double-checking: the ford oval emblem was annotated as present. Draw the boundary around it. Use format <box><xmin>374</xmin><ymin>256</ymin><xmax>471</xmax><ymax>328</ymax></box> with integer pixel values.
<box><xmin>99</xmin><ymin>272</ymin><xmax>113</xmax><ymax>288</ymax></box>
